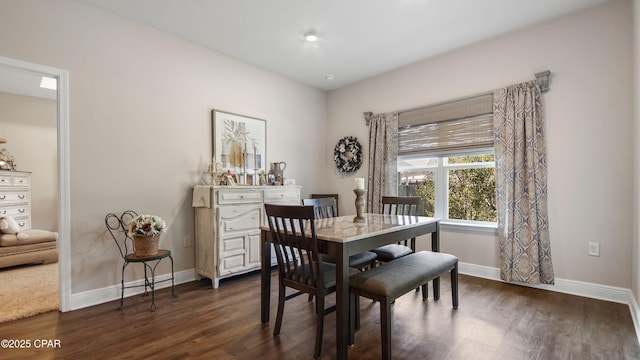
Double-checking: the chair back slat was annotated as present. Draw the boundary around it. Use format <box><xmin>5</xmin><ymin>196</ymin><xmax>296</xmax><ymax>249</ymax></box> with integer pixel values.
<box><xmin>302</xmin><ymin>198</ymin><xmax>337</xmax><ymax>219</ymax></box>
<box><xmin>381</xmin><ymin>197</ymin><xmax>420</xmax><ymax>248</ymax></box>
<box><xmin>381</xmin><ymin>196</ymin><xmax>420</xmax><ymax>216</ymax></box>
<box><xmin>105</xmin><ymin>210</ymin><xmax>139</xmax><ymax>259</ymax></box>
<box><xmin>265</xmin><ymin>204</ymin><xmax>322</xmax><ymax>288</ymax></box>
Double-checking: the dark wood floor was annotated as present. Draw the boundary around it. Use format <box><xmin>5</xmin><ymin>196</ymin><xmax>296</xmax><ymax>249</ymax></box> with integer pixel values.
<box><xmin>0</xmin><ymin>271</ymin><xmax>638</xmax><ymax>359</ymax></box>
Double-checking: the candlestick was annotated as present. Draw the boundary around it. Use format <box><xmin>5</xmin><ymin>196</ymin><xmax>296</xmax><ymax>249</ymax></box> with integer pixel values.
<box><xmin>353</xmin><ymin>189</ymin><xmax>366</xmax><ymax>223</ymax></box>
<box><xmin>355</xmin><ymin>178</ymin><xmax>365</xmax><ymax>190</ymax></box>
<box><xmin>253</xmin><ymin>145</ymin><xmax>257</xmax><ymax>170</ymax></box>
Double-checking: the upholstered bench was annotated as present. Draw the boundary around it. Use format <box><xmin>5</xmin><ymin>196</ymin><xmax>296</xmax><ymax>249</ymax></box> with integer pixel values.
<box><xmin>349</xmin><ymin>250</ymin><xmax>459</xmax><ymax>360</ymax></box>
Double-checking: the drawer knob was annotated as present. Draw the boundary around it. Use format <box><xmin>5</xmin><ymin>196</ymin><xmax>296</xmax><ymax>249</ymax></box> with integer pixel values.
<box><xmin>0</xmin><ymin>179</ymin><xmax>5</xmax><ymax>183</ymax></box>
<box><xmin>18</xmin><ymin>195</ymin><xmax>25</xmax><ymax>199</ymax></box>
<box><xmin>18</xmin><ymin>208</ymin><xmax>25</xmax><ymax>213</ymax></box>
<box><xmin>0</xmin><ymin>195</ymin><xmax>5</xmax><ymax>200</ymax></box>
<box><xmin>18</xmin><ymin>222</ymin><xmax>25</xmax><ymax>227</ymax></box>
<box><xmin>0</xmin><ymin>210</ymin><xmax>5</xmax><ymax>215</ymax></box>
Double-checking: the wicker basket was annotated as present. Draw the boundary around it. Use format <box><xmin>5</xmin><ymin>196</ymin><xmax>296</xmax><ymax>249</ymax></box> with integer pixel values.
<box><xmin>132</xmin><ymin>234</ymin><xmax>160</xmax><ymax>257</ymax></box>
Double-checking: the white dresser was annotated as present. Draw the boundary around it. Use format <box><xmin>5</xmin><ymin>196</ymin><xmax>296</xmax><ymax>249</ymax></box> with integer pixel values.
<box><xmin>193</xmin><ymin>185</ymin><xmax>301</xmax><ymax>288</ymax></box>
<box><xmin>0</xmin><ymin>170</ymin><xmax>31</xmax><ymax>230</ymax></box>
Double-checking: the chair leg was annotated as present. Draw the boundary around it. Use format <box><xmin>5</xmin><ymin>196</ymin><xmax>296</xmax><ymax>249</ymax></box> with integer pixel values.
<box><xmin>273</xmin><ymin>284</ymin><xmax>286</xmax><ymax>336</ymax></box>
<box><xmin>169</xmin><ymin>255</ymin><xmax>177</xmax><ymax>298</ymax></box>
<box><xmin>314</xmin><ymin>291</ymin><xmax>325</xmax><ymax>359</ymax></box>
<box><xmin>451</xmin><ymin>264</ymin><xmax>459</xmax><ymax>309</ymax></box>
<box><xmin>119</xmin><ymin>263</ymin><xmax>127</xmax><ymax>310</ymax></box>
<box><xmin>380</xmin><ymin>298</ymin><xmax>392</xmax><ymax>360</ymax></box>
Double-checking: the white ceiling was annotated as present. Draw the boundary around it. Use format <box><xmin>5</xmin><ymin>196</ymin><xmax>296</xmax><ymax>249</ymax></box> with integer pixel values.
<box><xmin>78</xmin><ymin>0</ymin><xmax>610</xmax><ymax>91</ymax></box>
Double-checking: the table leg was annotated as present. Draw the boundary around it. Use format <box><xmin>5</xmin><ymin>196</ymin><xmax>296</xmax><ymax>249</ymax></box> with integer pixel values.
<box><xmin>431</xmin><ymin>223</ymin><xmax>440</xmax><ymax>299</ymax></box>
<box><xmin>336</xmin><ymin>246</ymin><xmax>349</xmax><ymax>360</ymax></box>
<box><xmin>260</xmin><ymin>230</ymin><xmax>271</xmax><ymax>323</ymax></box>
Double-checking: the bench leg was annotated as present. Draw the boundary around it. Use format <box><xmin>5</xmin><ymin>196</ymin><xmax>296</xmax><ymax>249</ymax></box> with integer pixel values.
<box><xmin>380</xmin><ymin>298</ymin><xmax>392</xmax><ymax>360</ymax></box>
<box><xmin>421</xmin><ymin>284</ymin><xmax>428</xmax><ymax>300</ymax></box>
<box><xmin>451</xmin><ymin>263</ymin><xmax>459</xmax><ymax>309</ymax></box>
<box><xmin>433</xmin><ymin>277</ymin><xmax>440</xmax><ymax>300</ymax></box>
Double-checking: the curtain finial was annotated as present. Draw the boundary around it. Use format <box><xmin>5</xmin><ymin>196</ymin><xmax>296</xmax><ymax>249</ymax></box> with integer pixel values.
<box><xmin>535</xmin><ymin>70</ymin><xmax>551</xmax><ymax>93</ymax></box>
<box><xmin>363</xmin><ymin>112</ymin><xmax>373</xmax><ymax>126</ymax></box>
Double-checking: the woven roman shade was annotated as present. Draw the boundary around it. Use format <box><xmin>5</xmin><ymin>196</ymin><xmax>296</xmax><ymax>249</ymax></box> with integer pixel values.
<box><xmin>398</xmin><ymin>93</ymin><xmax>494</xmax><ymax>156</ymax></box>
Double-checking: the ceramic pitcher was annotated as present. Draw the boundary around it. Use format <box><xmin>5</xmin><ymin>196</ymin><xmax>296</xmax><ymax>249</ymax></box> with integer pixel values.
<box><xmin>268</xmin><ymin>162</ymin><xmax>287</xmax><ymax>185</ymax></box>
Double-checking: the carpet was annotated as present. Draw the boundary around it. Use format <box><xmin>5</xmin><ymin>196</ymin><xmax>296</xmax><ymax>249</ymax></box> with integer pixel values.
<box><xmin>0</xmin><ymin>263</ymin><xmax>58</xmax><ymax>323</ymax></box>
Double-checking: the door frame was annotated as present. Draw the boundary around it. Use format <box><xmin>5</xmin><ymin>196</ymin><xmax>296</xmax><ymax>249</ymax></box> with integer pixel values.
<box><xmin>0</xmin><ymin>55</ymin><xmax>71</xmax><ymax>312</ymax></box>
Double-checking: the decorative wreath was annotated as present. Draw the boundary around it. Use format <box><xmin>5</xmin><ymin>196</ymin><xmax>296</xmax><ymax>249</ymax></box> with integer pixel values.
<box><xmin>334</xmin><ymin>136</ymin><xmax>362</xmax><ymax>173</ymax></box>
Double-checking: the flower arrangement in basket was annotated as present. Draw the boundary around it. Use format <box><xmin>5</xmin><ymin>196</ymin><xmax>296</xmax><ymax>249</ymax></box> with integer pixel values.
<box><xmin>127</xmin><ymin>214</ymin><xmax>167</xmax><ymax>257</ymax></box>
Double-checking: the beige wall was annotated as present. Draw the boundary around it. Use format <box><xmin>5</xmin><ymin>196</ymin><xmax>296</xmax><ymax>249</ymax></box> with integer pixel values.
<box><xmin>327</xmin><ymin>0</ymin><xmax>634</xmax><ymax>288</ymax></box>
<box><xmin>0</xmin><ymin>0</ymin><xmax>327</xmax><ymax>293</ymax></box>
<box><xmin>0</xmin><ymin>91</ymin><xmax>57</xmax><ymax>231</ymax></box>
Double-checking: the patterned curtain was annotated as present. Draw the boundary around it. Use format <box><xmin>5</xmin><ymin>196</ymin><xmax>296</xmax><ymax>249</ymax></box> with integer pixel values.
<box><xmin>366</xmin><ymin>112</ymin><xmax>398</xmax><ymax>213</ymax></box>
<box><xmin>493</xmin><ymin>81</ymin><xmax>554</xmax><ymax>285</ymax></box>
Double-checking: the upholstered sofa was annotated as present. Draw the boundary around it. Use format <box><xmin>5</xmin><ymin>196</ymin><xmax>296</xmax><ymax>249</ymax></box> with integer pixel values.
<box><xmin>0</xmin><ymin>229</ymin><xmax>58</xmax><ymax>268</ymax></box>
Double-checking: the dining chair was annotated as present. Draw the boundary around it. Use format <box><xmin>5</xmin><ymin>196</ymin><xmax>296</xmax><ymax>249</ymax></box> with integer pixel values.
<box><xmin>310</xmin><ymin>193</ymin><xmax>339</xmax><ymax>216</ymax></box>
<box><xmin>264</xmin><ymin>203</ymin><xmax>359</xmax><ymax>359</ymax></box>
<box><xmin>302</xmin><ymin>197</ymin><xmax>377</xmax><ymax>270</ymax></box>
<box><xmin>371</xmin><ymin>196</ymin><xmax>420</xmax><ymax>262</ymax></box>
<box><xmin>105</xmin><ymin>210</ymin><xmax>176</xmax><ymax>311</ymax></box>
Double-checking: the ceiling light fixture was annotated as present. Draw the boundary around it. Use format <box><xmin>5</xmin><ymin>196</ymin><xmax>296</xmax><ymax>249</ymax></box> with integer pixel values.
<box><xmin>40</xmin><ymin>76</ymin><xmax>57</xmax><ymax>91</ymax></box>
<box><xmin>304</xmin><ymin>31</ymin><xmax>318</xmax><ymax>42</ymax></box>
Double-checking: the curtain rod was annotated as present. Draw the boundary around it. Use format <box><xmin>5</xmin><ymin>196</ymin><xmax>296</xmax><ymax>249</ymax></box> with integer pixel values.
<box><xmin>364</xmin><ymin>70</ymin><xmax>551</xmax><ymax>126</ymax></box>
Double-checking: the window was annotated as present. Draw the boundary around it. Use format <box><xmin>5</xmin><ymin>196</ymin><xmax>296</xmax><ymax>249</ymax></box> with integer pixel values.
<box><xmin>398</xmin><ymin>150</ymin><xmax>496</xmax><ymax>225</ymax></box>
<box><xmin>396</xmin><ymin>93</ymin><xmax>496</xmax><ymax>227</ymax></box>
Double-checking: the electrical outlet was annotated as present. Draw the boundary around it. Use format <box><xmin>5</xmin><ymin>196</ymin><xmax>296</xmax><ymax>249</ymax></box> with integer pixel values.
<box><xmin>588</xmin><ymin>242</ymin><xmax>600</xmax><ymax>257</ymax></box>
<box><xmin>184</xmin><ymin>235</ymin><xmax>193</xmax><ymax>248</ymax></box>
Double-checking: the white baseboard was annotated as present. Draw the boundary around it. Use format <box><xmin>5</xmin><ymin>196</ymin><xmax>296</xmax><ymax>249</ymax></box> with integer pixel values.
<box><xmin>459</xmin><ymin>262</ymin><xmax>640</xmax><ymax>344</ymax></box>
<box><xmin>69</xmin><ymin>269</ymin><xmax>197</xmax><ymax>311</ymax></box>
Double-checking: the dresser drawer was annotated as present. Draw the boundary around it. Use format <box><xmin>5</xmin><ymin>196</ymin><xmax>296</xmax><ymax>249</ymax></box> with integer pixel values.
<box><xmin>0</xmin><ymin>191</ymin><xmax>29</xmax><ymax>205</ymax></box>
<box><xmin>264</xmin><ymin>188</ymin><xmax>300</xmax><ymax>204</ymax></box>
<box><xmin>12</xmin><ymin>174</ymin><xmax>30</xmax><ymax>187</ymax></box>
<box><xmin>0</xmin><ymin>172</ymin><xmax>31</xmax><ymax>187</ymax></box>
<box><xmin>12</xmin><ymin>216</ymin><xmax>30</xmax><ymax>231</ymax></box>
<box><xmin>0</xmin><ymin>205</ymin><xmax>30</xmax><ymax>217</ymax></box>
<box><xmin>218</xmin><ymin>189</ymin><xmax>263</xmax><ymax>204</ymax></box>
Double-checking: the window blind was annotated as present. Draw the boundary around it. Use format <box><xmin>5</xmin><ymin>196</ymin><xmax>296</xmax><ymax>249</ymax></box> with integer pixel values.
<box><xmin>398</xmin><ymin>93</ymin><xmax>494</xmax><ymax>156</ymax></box>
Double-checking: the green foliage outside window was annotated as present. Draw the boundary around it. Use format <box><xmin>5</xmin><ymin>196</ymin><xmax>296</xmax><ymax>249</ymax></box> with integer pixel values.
<box><xmin>398</xmin><ymin>153</ymin><xmax>496</xmax><ymax>222</ymax></box>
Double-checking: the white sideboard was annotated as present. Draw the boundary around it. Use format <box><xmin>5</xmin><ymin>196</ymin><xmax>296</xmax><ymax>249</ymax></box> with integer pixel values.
<box><xmin>193</xmin><ymin>185</ymin><xmax>301</xmax><ymax>288</ymax></box>
<box><xmin>0</xmin><ymin>170</ymin><xmax>31</xmax><ymax>230</ymax></box>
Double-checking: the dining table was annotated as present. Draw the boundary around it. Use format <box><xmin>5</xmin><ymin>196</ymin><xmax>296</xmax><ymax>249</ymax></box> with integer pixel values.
<box><xmin>260</xmin><ymin>212</ymin><xmax>441</xmax><ymax>360</ymax></box>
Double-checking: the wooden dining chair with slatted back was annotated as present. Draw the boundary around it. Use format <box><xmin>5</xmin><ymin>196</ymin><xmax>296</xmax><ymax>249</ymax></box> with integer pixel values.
<box><xmin>302</xmin><ymin>197</ymin><xmax>377</xmax><ymax>270</ymax></box>
<box><xmin>264</xmin><ymin>203</ymin><xmax>360</xmax><ymax>359</ymax></box>
<box><xmin>371</xmin><ymin>196</ymin><xmax>421</xmax><ymax>263</ymax></box>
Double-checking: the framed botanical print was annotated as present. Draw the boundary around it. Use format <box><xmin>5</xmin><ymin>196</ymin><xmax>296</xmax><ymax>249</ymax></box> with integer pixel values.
<box><xmin>212</xmin><ymin>109</ymin><xmax>266</xmax><ymax>174</ymax></box>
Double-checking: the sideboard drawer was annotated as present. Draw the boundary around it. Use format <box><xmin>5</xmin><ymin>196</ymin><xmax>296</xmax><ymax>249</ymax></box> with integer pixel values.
<box><xmin>218</xmin><ymin>189</ymin><xmax>263</xmax><ymax>204</ymax></box>
<box><xmin>219</xmin><ymin>205</ymin><xmax>261</xmax><ymax>232</ymax></box>
<box><xmin>264</xmin><ymin>188</ymin><xmax>300</xmax><ymax>204</ymax></box>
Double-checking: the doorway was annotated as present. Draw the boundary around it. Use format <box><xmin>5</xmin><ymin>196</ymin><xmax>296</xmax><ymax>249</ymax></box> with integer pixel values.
<box><xmin>0</xmin><ymin>55</ymin><xmax>70</xmax><ymax>312</ymax></box>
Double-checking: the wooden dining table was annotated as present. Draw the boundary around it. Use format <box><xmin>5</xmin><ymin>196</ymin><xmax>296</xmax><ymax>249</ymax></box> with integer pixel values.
<box><xmin>260</xmin><ymin>213</ymin><xmax>441</xmax><ymax>360</ymax></box>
